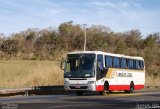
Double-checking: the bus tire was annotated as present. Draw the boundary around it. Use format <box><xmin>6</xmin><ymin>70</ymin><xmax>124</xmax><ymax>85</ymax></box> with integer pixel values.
<box><xmin>126</xmin><ymin>82</ymin><xmax>134</xmax><ymax>93</ymax></box>
<box><xmin>100</xmin><ymin>81</ymin><xmax>109</xmax><ymax>95</ymax></box>
<box><xmin>76</xmin><ymin>91</ymin><xmax>83</xmax><ymax>96</ymax></box>
<box><xmin>129</xmin><ymin>82</ymin><xmax>134</xmax><ymax>93</ymax></box>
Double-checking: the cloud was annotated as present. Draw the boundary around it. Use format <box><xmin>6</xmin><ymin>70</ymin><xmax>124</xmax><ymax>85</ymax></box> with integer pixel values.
<box><xmin>0</xmin><ymin>0</ymin><xmax>159</xmax><ymax>36</ymax></box>
<box><xmin>89</xmin><ymin>1</ymin><xmax>134</xmax><ymax>9</ymax></box>
<box><xmin>86</xmin><ymin>0</ymin><xmax>160</xmax><ymax>35</ymax></box>
<box><xmin>49</xmin><ymin>8</ymin><xmax>66</xmax><ymax>15</ymax></box>
<box><xmin>120</xmin><ymin>2</ymin><xmax>130</xmax><ymax>8</ymax></box>
<box><xmin>89</xmin><ymin>1</ymin><xmax>142</xmax><ymax>10</ymax></box>
<box><xmin>90</xmin><ymin>1</ymin><xmax>116</xmax><ymax>8</ymax></box>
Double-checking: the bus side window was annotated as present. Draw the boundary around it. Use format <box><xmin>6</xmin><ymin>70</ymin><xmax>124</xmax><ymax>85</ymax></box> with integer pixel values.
<box><xmin>97</xmin><ymin>54</ymin><xmax>104</xmax><ymax>69</ymax></box>
<box><xmin>121</xmin><ymin>58</ymin><xmax>126</xmax><ymax>69</ymax></box>
<box><xmin>105</xmin><ymin>56</ymin><xmax>113</xmax><ymax>68</ymax></box>
<box><xmin>140</xmin><ymin>61</ymin><xmax>144</xmax><ymax>70</ymax></box>
<box><xmin>97</xmin><ymin>54</ymin><xmax>104</xmax><ymax>80</ymax></box>
<box><xmin>126</xmin><ymin>59</ymin><xmax>128</xmax><ymax>68</ymax></box>
<box><xmin>133</xmin><ymin>60</ymin><xmax>136</xmax><ymax>70</ymax></box>
<box><xmin>142</xmin><ymin>61</ymin><xmax>144</xmax><ymax>69</ymax></box>
<box><xmin>136</xmin><ymin>60</ymin><xmax>140</xmax><ymax>69</ymax></box>
<box><xmin>113</xmin><ymin>57</ymin><xmax>120</xmax><ymax>68</ymax></box>
<box><xmin>128</xmin><ymin>59</ymin><xmax>133</xmax><ymax>69</ymax></box>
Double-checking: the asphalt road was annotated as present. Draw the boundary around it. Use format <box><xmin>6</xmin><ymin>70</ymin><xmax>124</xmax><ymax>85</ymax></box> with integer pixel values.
<box><xmin>0</xmin><ymin>89</ymin><xmax>160</xmax><ymax>109</ymax></box>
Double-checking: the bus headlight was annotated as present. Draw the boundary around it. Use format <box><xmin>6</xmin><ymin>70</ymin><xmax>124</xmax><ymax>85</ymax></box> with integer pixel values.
<box><xmin>88</xmin><ymin>81</ymin><xmax>94</xmax><ymax>84</ymax></box>
<box><xmin>64</xmin><ymin>81</ymin><xmax>69</xmax><ymax>85</ymax></box>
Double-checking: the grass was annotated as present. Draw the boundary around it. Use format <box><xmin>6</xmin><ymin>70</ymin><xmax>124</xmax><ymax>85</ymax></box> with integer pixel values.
<box><xmin>0</xmin><ymin>60</ymin><xmax>159</xmax><ymax>88</ymax></box>
<box><xmin>0</xmin><ymin>60</ymin><xmax>63</xmax><ymax>88</ymax></box>
<box><xmin>145</xmin><ymin>76</ymin><xmax>160</xmax><ymax>86</ymax></box>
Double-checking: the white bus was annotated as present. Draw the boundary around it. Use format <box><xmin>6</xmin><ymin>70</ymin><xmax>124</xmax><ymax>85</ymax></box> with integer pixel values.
<box><xmin>62</xmin><ymin>51</ymin><xmax>145</xmax><ymax>95</ymax></box>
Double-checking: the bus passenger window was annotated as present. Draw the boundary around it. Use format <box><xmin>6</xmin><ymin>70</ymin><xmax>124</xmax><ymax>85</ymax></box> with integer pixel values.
<box><xmin>140</xmin><ymin>61</ymin><xmax>144</xmax><ymax>70</ymax></box>
<box><xmin>97</xmin><ymin>54</ymin><xmax>104</xmax><ymax>80</ymax></box>
<box><xmin>133</xmin><ymin>60</ymin><xmax>136</xmax><ymax>69</ymax></box>
<box><xmin>97</xmin><ymin>54</ymin><xmax>104</xmax><ymax>69</ymax></box>
<box><xmin>136</xmin><ymin>60</ymin><xmax>140</xmax><ymax>69</ymax></box>
<box><xmin>121</xmin><ymin>58</ymin><xmax>127</xmax><ymax>69</ymax></box>
<box><xmin>128</xmin><ymin>59</ymin><xmax>133</xmax><ymax>69</ymax></box>
<box><xmin>113</xmin><ymin>57</ymin><xmax>120</xmax><ymax>68</ymax></box>
<box><xmin>126</xmin><ymin>59</ymin><xmax>129</xmax><ymax>68</ymax></box>
<box><xmin>142</xmin><ymin>61</ymin><xmax>144</xmax><ymax>69</ymax></box>
<box><xmin>105</xmin><ymin>56</ymin><xmax>113</xmax><ymax>68</ymax></box>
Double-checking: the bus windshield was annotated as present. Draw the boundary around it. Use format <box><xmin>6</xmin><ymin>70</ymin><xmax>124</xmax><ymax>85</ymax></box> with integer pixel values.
<box><xmin>64</xmin><ymin>54</ymin><xmax>95</xmax><ymax>78</ymax></box>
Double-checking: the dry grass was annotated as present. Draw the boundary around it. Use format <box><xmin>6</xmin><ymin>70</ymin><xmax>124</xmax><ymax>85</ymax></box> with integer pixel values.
<box><xmin>0</xmin><ymin>60</ymin><xmax>159</xmax><ymax>88</ymax></box>
<box><xmin>145</xmin><ymin>76</ymin><xmax>160</xmax><ymax>86</ymax></box>
<box><xmin>0</xmin><ymin>60</ymin><xmax>63</xmax><ymax>88</ymax></box>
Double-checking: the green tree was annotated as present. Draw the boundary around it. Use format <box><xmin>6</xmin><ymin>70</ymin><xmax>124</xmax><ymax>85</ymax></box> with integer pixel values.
<box><xmin>1</xmin><ymin>39</ymin><xmax>20</xmax><ymax>58</ymax></box>
<box><xmin>144</xmin><ymin>33</ymin><xmax>159</xmax><ymax>49</ymax></box>
<box><xmin>124</xmin><ymin>29</ymin><xmax>142</xmax><ymax>49</ymax></box>
<box><xmin>34</xmin><ymin>30</ymin><xmax>59</xmax><ymax>60</ymax></box>
<box><xmin>58</xmin><ymin>21</ymin><xmax>84</xmax><ymax>51</ymax></box>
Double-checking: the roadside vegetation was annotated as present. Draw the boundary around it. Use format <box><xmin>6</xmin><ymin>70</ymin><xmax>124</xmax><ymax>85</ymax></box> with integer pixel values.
<box><xmin>0</xmin><ymin>60</ymin><xmax>63</xmax><ymax>88</ymax></box>
<box><xmin>0</xmin><ymin>21</ymin><xmax>159</xmax><ymax>88</ymax></box>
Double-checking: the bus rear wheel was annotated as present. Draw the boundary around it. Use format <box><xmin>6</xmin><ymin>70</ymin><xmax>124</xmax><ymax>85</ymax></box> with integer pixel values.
<box><xmin>129</xmin><ymin>82</ymin><xmax>134</xmax><ymax>93</ymax></box>
<box><xmin>125</xmin><ymin>82</ymin><xmax>134</xmax><ymax>93</ymax></box>
<box><xmin>76</xmin><ymin>91</ymin><xmax>83</xmax><ymax>96</ymax></box>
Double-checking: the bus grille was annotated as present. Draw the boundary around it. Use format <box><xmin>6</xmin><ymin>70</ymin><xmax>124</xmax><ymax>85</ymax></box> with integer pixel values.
<box><xmin>69</xmin><ymin>86</ymin><xmax>88</xmax><ymax>89</ymax></box>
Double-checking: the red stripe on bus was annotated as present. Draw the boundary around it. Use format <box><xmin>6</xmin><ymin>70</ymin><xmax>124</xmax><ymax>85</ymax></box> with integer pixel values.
<box><xmin>134</xmin><ymin>85</ymin><xmax>144</xmax><ymax>90</ymax></box>
<box><xmin>96</xmin><ymin>85</ymin><xmax>104</xmax><ymax>91</ymax></box>
<box><xmin>96</xmin><ymin>85</ymin><xmax>144</xmax><ymax>91</ymax></box>
<box><xmin>109</xmin><ymin>85</ymin><xmax>144</xmax><ymax>91</ymax></box>
<box><xmin>109</xmin><ymin>85</ymin><xmax>130</xmax><ymax>91</ymax></box>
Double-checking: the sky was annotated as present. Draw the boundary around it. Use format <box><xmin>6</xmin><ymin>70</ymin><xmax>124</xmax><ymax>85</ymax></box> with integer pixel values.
<box><xmin>0</xmin><ymin>0</ymin><xmax>160</xmax><ymax>37</ymax></box>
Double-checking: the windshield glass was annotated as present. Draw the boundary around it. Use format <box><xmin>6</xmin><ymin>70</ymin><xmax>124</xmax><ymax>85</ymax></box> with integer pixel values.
<box><xmin>64</xmin><ymin>53</ymin><xmax>95</xmax><ymax>78</ymax></box>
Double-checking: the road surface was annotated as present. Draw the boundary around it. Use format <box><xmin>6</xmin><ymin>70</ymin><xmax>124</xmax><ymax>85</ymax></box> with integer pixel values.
<box><xmin>0</xmin><ymin>89</ymin><xmax>160</xmax><ymax>109</ymax></box>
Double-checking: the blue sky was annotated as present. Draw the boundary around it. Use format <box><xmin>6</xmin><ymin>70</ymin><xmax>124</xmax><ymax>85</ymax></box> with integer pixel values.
<box><xmin>0</xmin><ymin>0</ymin><xmax>160</xmax><ymax>36</ymax></box>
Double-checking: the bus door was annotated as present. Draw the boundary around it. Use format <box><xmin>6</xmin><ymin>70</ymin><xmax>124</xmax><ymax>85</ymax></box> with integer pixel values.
<box><xmin>96</xmin><ymin>54</ymin><xmax>104</xmax><ymax>80</ymax></box>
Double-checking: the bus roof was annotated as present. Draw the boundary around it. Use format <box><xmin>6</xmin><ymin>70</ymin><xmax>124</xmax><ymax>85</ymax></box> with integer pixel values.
<box><xmin>68</xmin><ymin>51</ymin><xmax>144</xmax><ymax>60</ymax></box>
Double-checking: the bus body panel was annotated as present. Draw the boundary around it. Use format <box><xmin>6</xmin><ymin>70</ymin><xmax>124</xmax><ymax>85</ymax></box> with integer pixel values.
<box><xmin>95</xmin><ymin>68</ymin><xmax>145</xmax><ymax>91</ymax></box>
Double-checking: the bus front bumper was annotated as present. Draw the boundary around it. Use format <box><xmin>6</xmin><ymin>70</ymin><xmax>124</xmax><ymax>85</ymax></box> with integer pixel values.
<box><xmin>64</xmin><ymin>83</ymin><xmax>96</xmax><ymax>91</ymax></box>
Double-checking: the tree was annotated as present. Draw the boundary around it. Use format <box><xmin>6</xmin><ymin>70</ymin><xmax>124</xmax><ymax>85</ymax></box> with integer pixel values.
<box><xmin>86</xmin><ymin>25</ymin><xmax>110</xmax><ymax>51</ymax></box>
<box><xmin>144</xmin><ymin>33</ymin><xmax>159</xmax><ymax>49</ymax></box>
<box><xmin>58</xmin><ymin>21</ymin><xmax>73</xmax><ymax>36</ymax></box>
<box><xmin>124</xmin><ymin>29</ymin><xmax>142</xmax><ymax>49</ymax></box>
<box><xmin>58</xmin><ymin>21</ymin><xmax>84</xmax><ymax>51</ymax></box>
<box><xmin>34</xmin><ymin>30</ymin><xmax>59</xmax><ymax>60</ymax></box>
<box><xmin>114</xmin><ymin>34</ymin><xmax>127</xmax><ymax>54</ymax></box>
<box><xmin>1</xmin><ymin>39</ymin><xmax>20</xmax><ymax>58</ymax></box>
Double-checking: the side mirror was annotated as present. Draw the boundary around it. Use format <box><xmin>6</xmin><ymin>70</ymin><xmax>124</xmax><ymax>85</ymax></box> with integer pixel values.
<box><xmin>61</xmin><ymin>61</ymin><xmax>65</xmax><ymax>70</ymax></box>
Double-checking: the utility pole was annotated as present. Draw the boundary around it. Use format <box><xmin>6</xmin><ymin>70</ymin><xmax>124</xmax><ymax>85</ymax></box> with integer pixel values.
<box><xmin>83</xmin><ymin>24</ymin><xmax>87</xmax><ymax>51</ymax></box>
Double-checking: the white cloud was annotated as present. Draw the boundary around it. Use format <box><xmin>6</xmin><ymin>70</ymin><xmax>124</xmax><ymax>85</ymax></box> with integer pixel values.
<box><xmin>49</xmin><ymin>8</ymin><xmax>66</xmax><ymax>14</ymax></box>
<box><xmin>120</xmin><ymin>2</ymin><xmax>130</xmax><ymax>8</ymax></box>
<box><xmin>90</xmin><ymin>1</ymin><xmax>116</xmax><ymax>8</ymax></box>
<box><xmin>86</xmin><ymin>0</ymin><xmax>160</xmax><ymax>36</ymax></box>
<box><xmin>89</xmin><ymin>1</ymin><xmax>142</xmax><ymax>10</ymax></box>
<box><xmin>0</xmin><ymin>0</ymin><xmax>159</xmax><ymax>36</ymax></box>
<box><xmin>50</xmin><ymin>9</ymin><xmax>59</xmax><ymax>14</ymax></box>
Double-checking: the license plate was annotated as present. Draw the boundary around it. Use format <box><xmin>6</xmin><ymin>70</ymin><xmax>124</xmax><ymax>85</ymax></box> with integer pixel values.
<box><xmin>75</xmin><ymin>85</ymin><xmax>81</xmax><ymax>88</ymax></box>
